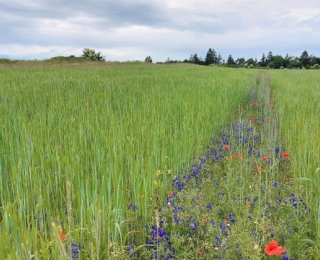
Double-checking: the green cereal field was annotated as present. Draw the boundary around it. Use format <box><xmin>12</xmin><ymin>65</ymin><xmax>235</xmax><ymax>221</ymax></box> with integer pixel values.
<box><xmin>0</xmin><ymin>62</ymin><xmax>320</xmax><ymax>259</ymax></box>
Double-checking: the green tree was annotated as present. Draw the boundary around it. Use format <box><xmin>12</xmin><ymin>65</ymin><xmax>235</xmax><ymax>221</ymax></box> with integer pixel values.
<box><xmin>283</xmin><ymin>54</ymin><xmax>293</xmax><ymax>68</ymax></box>
<box><xmin>299</xmin><ymin>51</ymin><xmax>310</xmax><ymax>67</ymax></box>
<box><xmin>260</xmin><ymin>53</ymin><xmax>266</xmax><ymax>66</ymax></box>
<box><xmin>82</xmin><ymin>48</ymin><xmax>105</xmax><ymax>61</ymax></box>
<box><xmin>246</xmin><ymin>58</ymin><xmax>255</xmax><ymax>66</ymax></box>
<box><xmin>266</xmin><ymin>51</ymin><xmax>273</xmax><ymax>65</ymax></box>
<box><xmin>290</xmin><ymin>57</ymin><xmax>302</xmax><ymax>68</ymax></box>
<box><xmin>235</xmin><ymin>58</ymin><xmax>246</xmax><ymax>66</ymax></box>
<box><xmin>273</xmin><ymin>55</ymin><xmax>284</xmax><ymax>69</ymax></box>
<box><xmin>217</xmin><ymin>54</ymin><xmax>222</xmax><ymax>64</ymax></box>
<box><xmin>145</xmin><ymin>56</ymin><xmax>152</xmax><ymax>63</ymax></box>
<box><xmin>227</xmin><ymin>55</ymin><xmax>235</xmax><ymax>65</ymax></box>
<box><xmin>189</xmin><ymin>53</ymin><xmax>201</xmax><ymax>64</ymax></box>
<box><xmin>268</xmin><ymin>62</ymin><xmax>274</xmax><ymax>69</ymax></box>
<box><xmin>205</xmin><ymin>48</ymin><xmax>217</xmax><ymax>65</ymax></box>
<box><xmin>310</xmin><ymin>55</ymin><xmax>318</xmax><ymax>66</ymax></box>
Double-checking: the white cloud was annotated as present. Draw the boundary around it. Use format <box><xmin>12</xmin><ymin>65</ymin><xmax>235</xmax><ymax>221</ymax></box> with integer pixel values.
<box><xmin>0</xmin><ymin>0</ymin><xmax>319</xmax><ymax>61</ymax></box>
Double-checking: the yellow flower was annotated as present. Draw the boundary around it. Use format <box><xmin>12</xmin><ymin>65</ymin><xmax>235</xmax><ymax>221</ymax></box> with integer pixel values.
<box><xmin>58</xmin><ymin>225</ymin><xmax>63</xmax><ymax>233</ymax></box>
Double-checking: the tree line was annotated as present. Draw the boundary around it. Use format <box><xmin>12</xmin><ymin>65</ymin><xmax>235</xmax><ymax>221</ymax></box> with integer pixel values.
<box><xmin>152</xmin><ymin>49</ymin><xmax>320</xmax><ymax>69</ymax></box>
<box><xmin>2</xmin><ymin>47</ymin><xmax>318</xmax><ymax>69</ymax></box>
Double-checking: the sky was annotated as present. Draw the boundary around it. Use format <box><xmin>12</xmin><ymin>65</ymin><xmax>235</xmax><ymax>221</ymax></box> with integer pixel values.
<box><xmin>1</xmin><ymin>0</ymin><xmax>320</xmax><ymax>62</ymax></box>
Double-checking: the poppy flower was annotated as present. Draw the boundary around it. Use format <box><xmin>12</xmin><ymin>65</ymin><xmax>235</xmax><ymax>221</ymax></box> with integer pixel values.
<box><xmin>224</xmin><ymin>145</ymin><xmax>230</xmax><ymax>150</ymax></box>
<box><xmin>60</xmin><ymin>233</ymin><xmax>67</xmax><ymax>241</ymax></box>
<box><xmin>264</xmin><ymin>240</ymin><xmax>286</xmax><ymax>256</ymax></box>
<box><xmin>168</xmin><ymin>191</ymin><xmax>174</xmax><ymax>196</ymax></box>
<box><xmin>281</xmin><ymin>153</ymin><xmax>290</xmax><ymax>158</ymax></box>
<box><xmin>203</xmin><ymin>216</ymin><xmax>209</xmax><ymax>223</ymax></box>
<box><xmin>230</xmin><ymin>155</ymin><xmax>235</xmax><ymax>160</ymax></box>
<box><xmin>262</xmin><ymin>156</ymin><xmax>268</xmax><ymax>161</ymax></box>
<box><xmin>264</xmin><ymin>227</ymin><xmax>269</xmax><ymax>232</ymax></box>
<box><xmin>250</xmin><ymin>117</ymin><xmax>255</xmax><ymax>122</ymax></box>
<box><xmin>266</xmin><ymin>120</ymin><xmax>270</xmax><ymax>124</ymax></box>
<box><xmin>237</xmin><ymin>153</ymin><xmax>244</xmax><ymax>158</ymax></box>
<box><xmin>199</xmin><ymin>251</ymin><xmax>204</xmax><ymax>257</ymax></box>
<box><xmin>254</xmin><ymin>166</ymin><xmax>262</xmax><ymax>171</ymax></box>
<box><xmin>253</xmin><ymin>101</ymin><xmax>258</xmax><ymax>106</ymax></box>
<box><xmin>223</xmin><ymin>219</ymin><xmax>228</xmax><ymax>223</ymax></box>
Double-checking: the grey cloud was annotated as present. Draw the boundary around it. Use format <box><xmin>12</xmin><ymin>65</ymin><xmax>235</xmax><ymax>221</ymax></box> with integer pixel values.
<box><xmin>0</xmin><ymin>0</ymin><xmax>319</xmax><ymax>61</ymax></box>
<box><xmin>1</xmin><ymin>0</ymin><xmax>168</xmax><ymax>27</ymax></box>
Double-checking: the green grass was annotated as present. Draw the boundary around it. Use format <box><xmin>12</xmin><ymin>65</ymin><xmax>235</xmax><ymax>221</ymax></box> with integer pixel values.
<box><xmin>1</xmin><ymin>63</ymin><xmax>319</xmax><ymax>259</ymax></box>
<box><xmin>271</xmin><ymin>70</ymin><xmax>320</xmax><ymax>252</ymax></box>
<box><xmin>0</xmin><ymin>62</ymin><xmax>257</xmax><ymax>258</ymax></box>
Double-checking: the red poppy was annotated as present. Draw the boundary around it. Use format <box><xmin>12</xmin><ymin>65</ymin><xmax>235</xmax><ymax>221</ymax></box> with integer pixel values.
<box><xmin>266</xmin><ymin>120</ymin><xmax>270</xmax><ymax>124</ymax></box>
<box><xmin>203</xmin><ymin>216</ymin><xmax>208</xmax><ymax>223</ymax></box>
<box><xmin>281</xmin><ymin>153</ymin><xmax>290</xmax><ymax>158</ymax></box>
<box><xmin>268</xmin><ymin>103</ymin><xmax>273</xmax><ymax>107</ymax></box>
<box><xmin>168</xmin><ymin>191</ymin><xmax>174</xmax><ymax>196</ymax></box>
<box><xmin>253</xmin><ymin>101</ymin><xmax>258</xmax><ymax>106</ymax></box>
<box><xmin>237</xmin><ymin>153</ymin><xmax>244</xmax><ymax>158</ymax></box>
<box><xmin>264</xmin><ymin>240</ymin><xmax>286</xmax><ymax>256</ymax></box>
<box><xmin>223</xmin><ymin>219</ymin><xmax>228</xmax><ymax>223</ymax></box>
<box><xmin>250</xmin><ymin>117</ymin><xmax>255</xmax><ymax>122</ymax></box>
<box><xmin>264</xmin><ymin>227</ymin><xmax>269</xmax><ymax>232</ymax></box>
<box><xmin>230</xmin><ymin>155</ymin><xmax>235</xmax><ymax>160</ymax></box>
<box><xmin>224</xmin><ymin>145</ymin><xmax>230</xmax><ymax>150</ymax></box>
<box><xmin>254</xmin><ymin>166</ymin><xmax>262</xmax><ymax>171</ymax></box>
<box><xmin>262</xmin><ymin>156</ymin><xmax>268</xmax><ymax>161</ymax></box>
<box><xmin>199</xmin><ymin>251</ymin><xmax>204</xmax><ymax>257</ymax></box>
<box><xmin>60</xmin><ymin>233</ymin><xmax>67</xmax><ymax>241</ymax></box>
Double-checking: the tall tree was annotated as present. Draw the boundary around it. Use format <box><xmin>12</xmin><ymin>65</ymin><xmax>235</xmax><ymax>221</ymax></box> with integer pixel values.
<box><xmin>300</xmin><ymin>51</ymin><xmax>310</xmax><ymax>67</ymax></box>
<box><xmin>227</xmin><ymin>55</ymin><xmax>235</xmax><ymax>65</ymax></box>
<box><xmin>266</xmin><ymin>51</ymin><xmax>273</xmax><ymax>64</ymax></box>
<box><xmin>217</xmin><ymin>54</ymin><xmax>222</xmax><ymax>64</ymax></box>
<box><xmin>205</xmin><ymin>48</ymin><xmax>217</xmax><ymax>65</ymax></box>
<box><xmin>260</xmin><ymin>53</ymin><xmax>266</xmax><ymax>66</ymax></box>
<box><xmin>189</xmin><ymin>53</ymin><xmax>200</xmax><ymax>64</ymax></box>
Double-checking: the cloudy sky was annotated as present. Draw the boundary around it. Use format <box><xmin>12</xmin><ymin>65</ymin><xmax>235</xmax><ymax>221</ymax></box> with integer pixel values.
<box><xmin>1</xmin><ymin>0</ymin><xmax>319</xmax><ymax>62</ymax></box>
